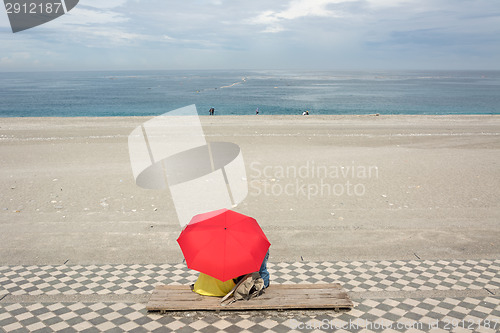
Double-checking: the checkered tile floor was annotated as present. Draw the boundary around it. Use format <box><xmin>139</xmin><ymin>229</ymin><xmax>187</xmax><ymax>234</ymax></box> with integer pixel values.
<box><xmin>1</xmin><ymin>259</ymin><xmax>499</xmax><ymax>332</ymax></box>
<box><xmin>1</xmin><ymin>297</ymin><xmax>499</xmax><ymax>332</ymax></box>
<box><xmin>1</xmin><ymin>259</ymin><xmax>499</xmax><ymax>296</ymax></box>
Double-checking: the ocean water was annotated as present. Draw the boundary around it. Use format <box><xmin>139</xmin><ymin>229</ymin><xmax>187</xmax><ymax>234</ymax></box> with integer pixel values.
<box><xmin>0</xmin><ymin>70</ymin><xmax>499</xmax><ymax>117</ymax></box>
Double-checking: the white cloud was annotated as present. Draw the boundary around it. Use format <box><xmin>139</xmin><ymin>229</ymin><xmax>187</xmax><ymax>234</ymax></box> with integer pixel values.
<box><xmin>57</xmin><ymin>7</ymin><xmax>128</xmax><ymax>26</ymax></box>
<box><xmin>161</xmin><ymin>34</ymin><xmax>219</xmax><ymax>49</ymax></box>
<box><xmin>79</xmin><ymin>0</ymin><xmax>127</xmax><ymax>10</ymax></box>
<box><xmin>251</xmin><ymin>0</ymin><xmax>358</xmax><ymax>33</ymax></box>
<box><xmin>82</xmin><ymin>29</ymin><xmax>146</xmax><ymax>42</ymax></box>
<box><xmin>0</xmin><ymin>57</ymin><xmax>14</xmax><ymax>64</ymax></box>
<box><xmin>275</xmin><ymin>0</ymin><xmax>348</xmax><ymax>20</ymax></box>
<box><xmin>0</xmin><ymin>52</ymin><xmax>31</xmax><ymax>66</ymax></box>
<box><xmin>30</xmin><ymin>3</ymin><xmax>131</xmax><ymax>47</ymax></box>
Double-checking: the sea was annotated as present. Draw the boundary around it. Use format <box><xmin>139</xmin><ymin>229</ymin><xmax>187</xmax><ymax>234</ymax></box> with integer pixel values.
<box><xmin>1</xmin><ymin>70</ymin><xmax>499</xmax><ymax>117</ymax></box>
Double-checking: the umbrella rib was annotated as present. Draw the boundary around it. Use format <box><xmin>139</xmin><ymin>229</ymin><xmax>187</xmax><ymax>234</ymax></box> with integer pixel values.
<box><xmin>225</xmin><ymin>230</ymin><xmax>266</xmax><ymax>275</ymax></box>
<box><xmin>222</xmin><ymin>212</ymin><xmax>228</xmax><ymax>280</ymax></box>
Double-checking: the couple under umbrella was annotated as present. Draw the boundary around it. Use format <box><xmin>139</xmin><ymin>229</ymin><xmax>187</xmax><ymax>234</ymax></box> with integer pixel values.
<box><xmin>177</xmin><ymin>208</ymin><xmax>270</xmax><ymax>297</ymax></box>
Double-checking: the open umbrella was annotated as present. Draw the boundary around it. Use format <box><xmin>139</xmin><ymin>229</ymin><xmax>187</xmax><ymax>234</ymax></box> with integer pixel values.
<box><xmin>177</xmin><ymin>208</ymin><xmax>270</xmax><ymax>282</ymax></box>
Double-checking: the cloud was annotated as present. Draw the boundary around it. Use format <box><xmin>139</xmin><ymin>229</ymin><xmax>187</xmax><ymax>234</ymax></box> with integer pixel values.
<box><xmin>0</xmin><ymin>0</ymin><xmax>499</xmax><ymax>70</ymax></box>
<box><xmin>48</xmin><ymin>1</ymin><xmax>234</xmax><ymax>49</ymax></box>
<box><xmin>78</xmin><ymin>0</ymin><xmax>128</xmax><ymax>10</ymax></box>
<box><xmin>0</xmin><ymin>52</ymin><xmax>32</xmax><ymax>67</ymax></box>
<box><xmin>0</xmin><ymin>57</ymin><xmax>14</xmax><ymax>64</ymax></box>
<box><xmin>75</xmin><ymin>27</ymin><xmax>151</xmax><ymax>44</ymax></box>
<box><xmin>251</xmin><ymin>0</ymin><xmax>357</xmax><ymax>33</ymax></box>
<box><xmin>13</xmin><ymin>2</ymin><xmax>134</xmax><ymax>48</ymax></box>
<box><xmin>57</xmin><ymin>7</ymin><xmax>128</xmax><ymax>26</ymax></box>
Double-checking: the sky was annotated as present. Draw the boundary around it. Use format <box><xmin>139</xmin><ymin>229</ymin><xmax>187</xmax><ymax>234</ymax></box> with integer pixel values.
<box><xmin>0</xmin><ymin>0</ymin><xmax>499</xmax><ymax>71</ymax></box>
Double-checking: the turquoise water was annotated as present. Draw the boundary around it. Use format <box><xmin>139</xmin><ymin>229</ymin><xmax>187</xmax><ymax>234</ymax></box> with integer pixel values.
<box><xmin>0</xmin><ymin>70</ymin><xmax>499</xmax><ymax>117</ymax></box>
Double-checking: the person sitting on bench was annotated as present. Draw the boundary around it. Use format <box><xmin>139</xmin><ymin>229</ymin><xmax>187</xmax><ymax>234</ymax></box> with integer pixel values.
<box><xmin>192</xmin><ymin>273</ymin><xmax>235</xmax><ymax>297</ymax></box>
<box><xmin>192</xmin><ymin>250</ymin><xmax>270</xmax><ymax>297</ymax></box>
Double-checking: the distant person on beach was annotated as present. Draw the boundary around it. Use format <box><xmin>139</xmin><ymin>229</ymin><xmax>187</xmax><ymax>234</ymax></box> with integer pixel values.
<box><xmin>302</xmin><ymin>110</ymin><xmax>309</xmax><ymax>115</ymax></box>
<box><xmin>209</xmin><ymin>107</ymin><xmax>215</xmax><ymax>115</ymax></box>
<box><xmin>255</xmin><ymin>108</ymin><xmax>259</xmax><ymax>115</ymax></box>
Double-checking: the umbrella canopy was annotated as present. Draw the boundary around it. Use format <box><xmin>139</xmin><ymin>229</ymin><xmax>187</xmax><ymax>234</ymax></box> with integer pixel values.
<box><xmin>177</xmin><ymin>208</ymin><xmax>270</xmax><ymax>282</ymax></box>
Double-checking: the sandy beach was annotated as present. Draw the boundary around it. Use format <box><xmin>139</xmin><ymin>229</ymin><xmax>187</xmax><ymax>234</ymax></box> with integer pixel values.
<box><xmin>1</xmin><ymin>115</ymin><xmax>499</xmax><ymax>265</ymax></box>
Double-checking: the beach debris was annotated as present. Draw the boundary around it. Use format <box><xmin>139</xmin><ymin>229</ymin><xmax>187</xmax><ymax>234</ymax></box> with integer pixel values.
<box><xmin>2</xmin><ymin>208</ymin><xmax>8</xmax><ymax>211</ymax></box>
<box><xmin>154</xmin><ymin>208</ymin><xmax>158</xmax><ymax>211</ymax></box>
<box><xmin>53</xmin><ymin>178</ymin><xmax>58</xmax><ymax>182</ymax></box>
<box><xmin>100</xmin><ymin>198</ymin><xmax>109</xmax><ymax>208</ymax></box>
<box><xmin>10</xmin><ymin>186</ymin><xmax>15</xmax><ymax>190</ymax></box>
<box><xmin>381</xmin><ymin>194</ymin><xmax>387</xmax><ymax>198</ymax></box>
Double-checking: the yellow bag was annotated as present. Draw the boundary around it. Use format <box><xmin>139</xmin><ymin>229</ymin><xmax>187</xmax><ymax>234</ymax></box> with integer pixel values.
<box><xmin>193</xmin><ymin>273</ymin><xmax>236</xmax><ymax>297</ymax></box>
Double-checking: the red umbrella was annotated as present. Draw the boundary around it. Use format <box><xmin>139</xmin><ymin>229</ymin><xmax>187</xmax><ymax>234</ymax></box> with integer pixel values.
<box><xmin>177</xmin><ymin>208</ymin><xmax>270</xmax><ymax>282</ymax></box>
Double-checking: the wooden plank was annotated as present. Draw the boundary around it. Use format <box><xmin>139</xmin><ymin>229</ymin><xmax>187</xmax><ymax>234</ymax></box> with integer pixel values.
<box><xmin>148</xmin><ymin>288</ymin><xmax>348</xmax><ymax>303</ymax></box>
<box><xmin>147</xmin><ymin>299</ymin><xmax>352</xmax><ymax>311</ymax></box>
<box><xmin>154</xmin><ymin>285</ymin><xmax>191</xmax><ymax>290</ymax></box>
<box><xmin>146</xmin><ymin>284</ymin><xmax>353</xmax><ymax>312</ymax></box>
<box><xmin>149</xmin><ymin>289</ymin><xmax>347</xmax><ymax>300</ymax></box>
<box><xmin>152</xmin><ymin>283</ymin><xmax>343</xmax><ymax>292</ymax></box>
<box><xmin>268</xmin><ymin>283</ymin><xmax>343</xmax><ymax>290</ymax></box>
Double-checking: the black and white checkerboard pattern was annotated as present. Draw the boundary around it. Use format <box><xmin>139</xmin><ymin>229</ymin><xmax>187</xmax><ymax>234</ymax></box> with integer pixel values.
<box><xmin>1</xmin><ymin>259</ymin><xmax>499</xmax><ymax>296</ymax></box>
<box><xmin>1</xmin><ymin>259</ymin><xmax>499</xmax><ymax>332</ymax></box>
<box><xmin>0</xmin><ymin>297</ymin><xmax>499</xmax><ymax>332</ymax></box>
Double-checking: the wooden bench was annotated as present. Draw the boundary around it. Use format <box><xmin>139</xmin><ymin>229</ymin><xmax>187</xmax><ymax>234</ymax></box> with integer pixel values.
<box><xmin>147</xmin><ymin>284</ymin><xmax>353</xmax><ymax>312</ymax></box>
